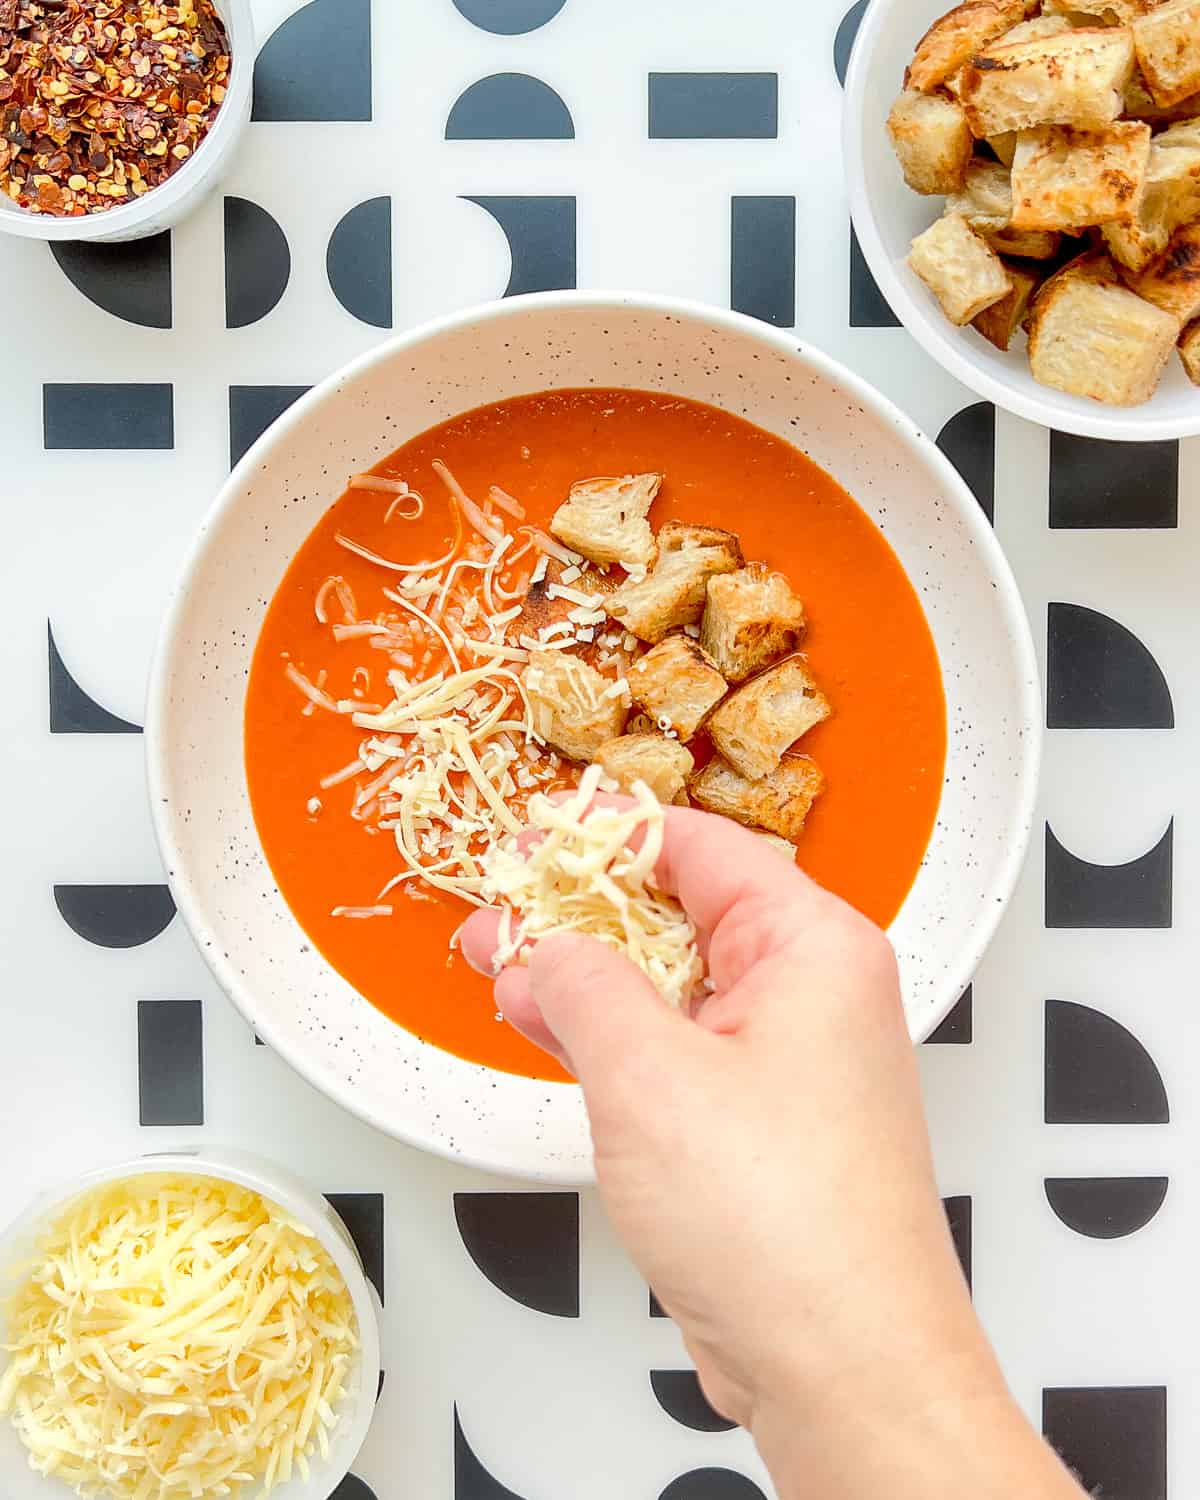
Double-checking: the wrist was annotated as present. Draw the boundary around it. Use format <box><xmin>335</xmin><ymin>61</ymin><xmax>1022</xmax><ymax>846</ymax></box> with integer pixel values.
<box><xmin>751</xmin><ymin>1352</ymin><xmax>1080</xmax><ymax>1500</ymax></box>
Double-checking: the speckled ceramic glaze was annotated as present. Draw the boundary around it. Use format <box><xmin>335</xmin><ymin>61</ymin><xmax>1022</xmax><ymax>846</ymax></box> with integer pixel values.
<box><xmin>146</xmin><ymin>291</ymin><xmax>1041</xmax><ymax>1185</ymax></box>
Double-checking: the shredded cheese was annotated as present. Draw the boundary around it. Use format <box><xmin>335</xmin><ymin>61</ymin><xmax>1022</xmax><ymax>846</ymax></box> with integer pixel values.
<box><xmin>0</xmin><ymin>1175</ymin><xmax>358</xmax><ymax>1500</ymax></box>
<box><xmin>481</xmin><ymin>764</ymin><xmax>704</xmax><ymax>1009</ymax></box>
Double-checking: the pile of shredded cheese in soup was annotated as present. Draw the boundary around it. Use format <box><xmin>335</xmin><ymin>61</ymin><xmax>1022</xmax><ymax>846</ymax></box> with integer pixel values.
<box><xmin>0</xmin><ymin>1175</ymin><xmax>358</xmax><ymax>1500</ymax></box>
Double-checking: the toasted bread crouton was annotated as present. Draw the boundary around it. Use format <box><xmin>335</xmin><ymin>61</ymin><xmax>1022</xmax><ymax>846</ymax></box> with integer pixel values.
<box><xmin>1125</xmin><ymin>67</ymin><xmax>1200</xmax><ymax>118</ymax></box>
<box><xmin>907</xmin><ymin>1</ymin><xmax>1029</xmax><ymax>92</ymax></box>
<box><xmin>1102</xmin><ymin>121</ymin><xmax>1200</xmax><ymax>266</ymax></box>
<box><xmin>989</xmin><ymin>131</ymin><xmax>1019</xmax><ymax>165</ymax></box>
<box><xmin>604</xmin><ymin>520</ymin><xmax>743</xmax><ymax>644</ymax></box>
<box><xmin>908</xmin><ymin>212</ymin><xmax>1014</xmax><ymax>324</ymax></box>
<box><xmin>708</xmin><ymin>656</ymin><xmax>830</xmax><ymax>782</ymax></box>
<box><xmin>1010</xmin><ymin>121</ymin><xmax>1151</xmax><ymax>230</ymax></box>
<box><xmin>1027</xmin><ymin>255</ymin><xmax>1179</xmax><ymax>401</ymax></box>
<box><xmin>1125</xmin><ymin>220</ymin><xmax>1200</xmax><ymax>321</ymax></box>
<box><xmin>1177</xmin><ymin>316</ymin><xmax>1200</xmax><ymax>380</ymax></box>
<box><xmin>755</xmin><ymin>831</ymin><xmax>799</xmax><ymax>861</ymax></box>
<box><xmin>549</xmin><ymin>473</ymin><xmax>661</xmax><ymax>569</ymax></box>
<box><xmin>700</xmin><ymin>563</ymin><xmax>806</xmax><ymax>683</ymax></box>
<box><xmin>1046</xmin><ymin>0</ymin><xmax>1158</xmax><ymax>19</ymax></box>
<box><xmin>986</xmin><ymin>224</ymin><xmax>1065</xmax><ymax>256</ymax></box>
<box><xmin>1133</xmin><ymin>0</ymin><xmax>1200</xmax><ymax>106</ymax></box>
<box><xmin>690</xmin><ymin>755</ymin><xmax>825</xmax><ymax>842</ymax></box>
<box><xmin>514</xmin><ymin>560</ymin><xmax>614</xmax><ymax>640</ymax></box>
<box><xmin>594</xmin><ymin>734</ymin><xmax>694</xmax><ymax>806</ymax></box>
<box><xmin>973</xmin><ymin>261</ymin><xmax>1045</xmax><ymax>346</ymax></box>
<box><xmin>947</xmin><ymin>158</ymin><xmax>1014</xmax><ymax>229</ymax></box>
<box><xmin>523</xmin><ymin>648</ymin><xmax>628</xmax><ymax>762</ymax></box>
<box><xmin>959</xmin><ymin>28</ymin><xmax>1135</xmax><ymax>135</ymax></box>
<box><xmin>628</xmin><ymin>632</ymin><xmax>728</xmax><ymax>739</ymax></box>
<box><xmin>1003</xmin><ymin>13</ymin><xmax>1076</xmax><ymax>43</ymax></box>
<box><xmin>888</xmin><ymin>90</ymin><xmax>974</xmax><ymax>194</ymax></box>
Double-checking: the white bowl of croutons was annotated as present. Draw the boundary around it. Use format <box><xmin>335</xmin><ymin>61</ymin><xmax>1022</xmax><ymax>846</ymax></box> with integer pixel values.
<box><xmin>844</xmin><ymin>0</ymin><xmax>1200</xmax><ymax>438</ymax></box>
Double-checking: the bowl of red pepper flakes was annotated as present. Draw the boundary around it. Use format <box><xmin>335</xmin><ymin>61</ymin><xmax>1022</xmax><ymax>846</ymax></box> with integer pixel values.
<box><xmin>0</xmin><ymin>0</ymin><xmax>251</xmax><ymax>241</ymax></box>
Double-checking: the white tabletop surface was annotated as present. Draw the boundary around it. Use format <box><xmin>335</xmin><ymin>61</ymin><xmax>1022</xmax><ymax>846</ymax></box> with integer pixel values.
<box><xmin>0</xmin><ymin>1</ymin><xmax>1191</xmax><ymax>1496</ymax></box>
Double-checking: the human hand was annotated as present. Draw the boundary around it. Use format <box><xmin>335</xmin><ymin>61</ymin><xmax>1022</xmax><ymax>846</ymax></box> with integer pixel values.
<box><xmin>461</xmin><ymin>807</ymin><xmax>1083</xmax><ymax>1500</ymax></box>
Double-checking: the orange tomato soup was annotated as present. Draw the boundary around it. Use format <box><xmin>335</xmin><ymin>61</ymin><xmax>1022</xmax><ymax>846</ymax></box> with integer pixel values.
<box><xmin>245</xmin><ymin>389</ymin><xmax>946</xmax><ymax>1083</ymax></box>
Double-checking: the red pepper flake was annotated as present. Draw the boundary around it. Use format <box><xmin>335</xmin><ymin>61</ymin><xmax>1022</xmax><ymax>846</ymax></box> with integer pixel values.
<box><xmin>0</xmin><ymin>0</ymin><xmax>230</xmax><ymax>216</ymax></box>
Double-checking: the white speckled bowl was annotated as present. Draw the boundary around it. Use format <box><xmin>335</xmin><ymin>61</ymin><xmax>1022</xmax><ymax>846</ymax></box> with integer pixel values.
<box><xmin>146</xmin><ymin>292</ymin><xmax>1041</xmax><ymax>1185</ymax></box>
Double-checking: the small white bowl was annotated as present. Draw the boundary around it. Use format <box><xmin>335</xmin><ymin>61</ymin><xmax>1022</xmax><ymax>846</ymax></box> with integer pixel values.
<box><xmin>145</xmin><ymin>290</ymin><xmax>1041</xmax><ymax>1184</ymax></box>
<box><xmin>0</xmin><ymin>0</ymin><xmax>252</xmax><ymax>244</ymax></box>
<box><xmin>0</xmin><ymin>1149</ymin><xmax>381</xmax><ymax>1500</ymax></box>
<box><xmin>843</xmin><ymin>0</ymin><xmax>1200</xmax><ymax>442</ymax></box>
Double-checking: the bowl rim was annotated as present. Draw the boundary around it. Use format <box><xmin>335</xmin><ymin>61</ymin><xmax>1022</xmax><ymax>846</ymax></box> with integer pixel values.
<box><xmin>841</xmin><ymin>0</ymin><xmax>1200</xmax><ymax>444</ymax></box>
<box><xmin>145</xmin><ymin>288</ymin><xmax>1043</xmax><ymax>1172</ymax></box>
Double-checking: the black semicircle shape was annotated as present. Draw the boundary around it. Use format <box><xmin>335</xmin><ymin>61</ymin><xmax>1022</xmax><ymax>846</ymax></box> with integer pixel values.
<box><xmin>937</xmin><ymin>403</ymin><xmax>995</xmax><ymax>524</ymax></box>
<box><xmin>447</xmin><ymin>73</ymin><xmax>574</xmax><ymax>139</ymax></box>
<box><xmin>252</xmin><ymin>0</ymin><xmax>371</xmax><ymax>121</ymax></box>
<box><xmin>651</xmin><ymin>1371</ymin><xmax>737</xmax><ymax>1432</ymax></box>
<box><xmin>660</xmin><ymin>1471</ymin><xmax>767</xmax><ymax>1500</ymax></box>
<box><xmin>48</xmin><ymin>622</ymin><xmax>140</xmax><ymax>734</ymax></box>
<box><xmin>454</xmin><ymin>1407</ymin><xmax>531</xmax><ymax>1500</ymax></box>
<box><xmin>1045</xmin><ymin>822</ymin><xmax>1172</xmax><ymax>930</ymax></box>
<box><xmin>452</xmin><ymin>0</ymin><xmax>568</xmax><ymax>34</ymax></box>
<box><xmin>329</xmin><ymin>1478</ymin><xmax>379</xmax><ymax>1500</ymax></box>
<box><xmin>1045</xmin><ymin>1000</ymin><xmax>1170</xmax><ymax>1124</ymax></box>
<box><xmin>1047</xmin><ymin>603</ymin><xmax>1174</xmax><ymax>729</ymax></box>
<box><xmin>225</xmin><ymin>198</ymin><xmax>291</xmax><ymax>329</ymax></box>
<box><xmin>463</xmin><ymin>196</ymin><xmax>576</xmax><ymax>297</ymax></box>
<box><xmin>54</xmin><ymin>885</ymin><xmax>175</xmax><ymax>948</ymax></box>
<box><xmin>327</xmin><ymin>197</ymin><xmax>392</xmax><ymax>328</ymax></box>
<box><xmin>834</xmin><ymin>0</ymin><xmax>869</xmax><ymax>86</ymax></box>
<box><xmin>1045</xmin><ymin>1177</ymin><xmax>1168</xmax><ymax>1239</ymax></box>
<box><xmin>453</xmin><ymin>1192</ymin><xmax>578</xmax><ymax>1316</ymax></box>
<box><xmin>50</xmin><ymin>232</ymin><xmax>172</xmax><ymax>329</ymax></box>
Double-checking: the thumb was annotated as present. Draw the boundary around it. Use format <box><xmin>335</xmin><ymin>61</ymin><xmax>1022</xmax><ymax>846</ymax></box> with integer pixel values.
<box><xmin>527</xmin><ymin>932</ymin><xmax>686</xmax><ymax>1083</ymax></box>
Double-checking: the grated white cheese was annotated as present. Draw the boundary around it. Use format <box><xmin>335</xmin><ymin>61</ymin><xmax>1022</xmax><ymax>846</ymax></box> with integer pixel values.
<box><xmin>0</xmin><ymin>1175</ymin><xmax>358</xmax><ymax>1500</ymax></box>
<box><xmin>481</xmin><ymin>765</ymin><xmax>704</xmax><ymax>1009</ymax></box>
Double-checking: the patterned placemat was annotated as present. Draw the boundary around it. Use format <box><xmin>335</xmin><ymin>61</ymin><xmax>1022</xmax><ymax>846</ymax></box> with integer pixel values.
<box><xmin>0</xmin><ymin>0</ymin><xmax>1192</xmax><ymax>1495</ymax></box>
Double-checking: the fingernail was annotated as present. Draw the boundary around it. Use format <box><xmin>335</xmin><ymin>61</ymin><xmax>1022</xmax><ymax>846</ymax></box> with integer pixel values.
<box><xmin>462</xmin><ymin>946</ymin><xmax>493</xmax><ymax>976</ymax></box>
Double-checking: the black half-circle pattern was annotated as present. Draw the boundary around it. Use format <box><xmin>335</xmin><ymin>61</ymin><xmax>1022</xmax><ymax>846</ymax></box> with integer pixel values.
<box><xmin>50</xmin><ymin>231</ymin><xmax>172</xmax><ymax>328</ymax></box>
<box><xmin>454</xmin><ymin>1407</ymin><xmax>531</xmax><ymax>1500</ymax></box>
<box><xmin>937</xmin><ymin>404</ymin><xmax>995</xmax><ymax>524</ymax></box>
<box><xmin>648</xmin><ymin>73</ymin><xmax>778</xmax><ymax>139</ymax></box>
<box><xmin>454</xmin><ymin>1193</ymin><xmax>578</xmax><ymax>1316</ymax></box>
<box><xmin>731</xmin><ymin>196</ymin><xmax>795</xmax><ymax>327</ymax></box>
<box><xmin>326</xmin><ymin>1193</ymin><xmax>385</xmax><ymax>1303</ymax></box>
<box><xmin>1045</xmin><ymin>1000</ymin><xmax>1170</xmax><ymax>1125</ymax></box>
<box><xmin>1045</xmin><ymin>822</ymin><xmax>1173</xmax><ymax>930</ymax></box>
<box><xmin>944</xmin><ymin>1196</ymin><xmax>972</xmax><ymax>1291</ymax></box>
<box><xmin>659</xmin><ymin>1471</ymin><xmax>767</xmax><ymax>1500</ymax></box>
<box><xmin>137</xmin><ymin>1000</ymin><xmax>203</xmax><ymax>1127</ymax></box>
<box><xmin>446</xmin><ymin>73</ymin><xmax>574</xmax><ymax>139</ymax></box>
<box><xmin>1043</xmin><ymin>1387</ymin><xmax>1166</xmax><ymax>1500</ymax></box>
<box><xmin>849</xmin><ymin>224</ymin><xmax>899</xmax><ymax>327</ymax></box>
<box><xmin>54</xmin><ymin>885</ymin><xmax>175</xmax><ymax>948</ymax></box>
<box><xmin>252</xmin><ymin>0</ymin><xmax>371</xmax><ymax>121</ymax></box>
<box><xmin>1049</xmin><ymin>432</ymin><xmax>1179</xmax><ymax>530</ymax></box>
<box><xmin>329</xmin><ymin>1478</ymin><xmax>378</xmax><ymax>1500</ymax></box>
<box><xmin>225</xmin><ymin>198</ymin><xmax>291</xmax><ymax>329</ymax></box>
<box><xmin>327</xmin><ymin>197</ymin><xmax>392</xmax><ymax>328</ymax></box>
<box><xmin>835</xmin><ymin>0</ymin><xmax>869</xmax><ymax>86</ymax></box>
<box><xmin>1047</xmin><ymin>603</ymin><xmax>1174</xmax><ymax>730</ymax></box>
<box><xmin>651</xmin><ymin>1371</ymin><xmax>737</xmax><ymax>1433</ymax></box>
<box><xmin>1045</xmin><ymin>1177</ymin><xmax>1168</xmax><ymax>1240</ymax></box>
<box><xmin>463</xmin><ymin>196</ymin><xmax>576</xmax><ymax>297</ymax></box>
<box><xmin>229</xmin><ymin>385</ymin><xmax>310</xmax><ymax>469</ymax></box>
<box><xmin>926</xmin><ymin>986</ymin><xmax>973</xmax><ymax>1045</ymax></box>
<box><xmin>48</xmin><ymin>622</ymin><xmax>140</xmax><ymax>734</ymax></box>
<box><xmin>452</xmin><ymin>0</ymin><xmax>568</xmax><ymax>32</ymax></box>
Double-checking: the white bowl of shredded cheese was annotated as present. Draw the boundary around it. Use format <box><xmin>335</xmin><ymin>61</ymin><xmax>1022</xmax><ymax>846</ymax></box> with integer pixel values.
<box><xmin>0</xmin><ymin>1150</ymin><xmax>381</xmax><ymax>1500</ymax></box>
